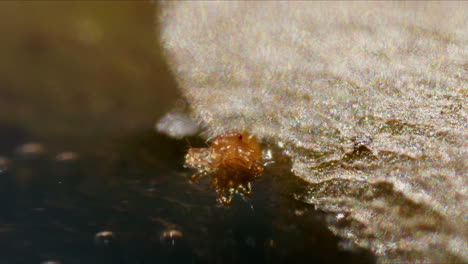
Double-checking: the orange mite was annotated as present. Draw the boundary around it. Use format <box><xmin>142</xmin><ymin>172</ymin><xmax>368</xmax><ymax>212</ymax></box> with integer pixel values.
<box><xmin>184</xmin><ymin>132</ymin><xmax>264</xmax><ymax>206</ymax></box>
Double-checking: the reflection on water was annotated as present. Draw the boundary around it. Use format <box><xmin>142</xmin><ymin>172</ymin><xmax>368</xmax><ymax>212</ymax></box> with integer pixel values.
<box><xmin>0</xmin><ymin>125</ymin><xmax>374</xmax><ymax>264</ymax></box>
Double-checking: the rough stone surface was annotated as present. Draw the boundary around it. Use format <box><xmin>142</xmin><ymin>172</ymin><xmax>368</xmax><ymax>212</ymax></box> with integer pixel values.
<box><xmin>159</xmin><ymin>2</ymin><xmax>468</xmax><ymax>263</ymax></box>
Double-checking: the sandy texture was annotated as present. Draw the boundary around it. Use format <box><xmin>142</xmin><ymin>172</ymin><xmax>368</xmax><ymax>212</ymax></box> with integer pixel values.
<box><xmin>159</xmin><ymin>2</ymin><xmax>468</xmax><ymax>263</ymax></box>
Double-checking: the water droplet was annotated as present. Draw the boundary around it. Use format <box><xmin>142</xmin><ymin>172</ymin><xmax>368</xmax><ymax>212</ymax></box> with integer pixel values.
<box><xmin>156</xmin><ymin>111</ymin><xmax>198</xmax><ymax>139</ymax></box>
<box><xmin>0</xmin><ymin>156</ymin><xmax>10</xmax><ymax>173</ymax></box>
<box><xmin>15</xmin><ymin>142</ymin><xmax>45</xmax><ymax>158</ymax></box>
<box><xmin>336</xmin><ymin>213</ymin><xmax>345</xmax><ymax>220</ymax></box>
<box><xmin>160</xmin><ymin>229</ymin><xmax>183</xmax><ymax>246</ymax></box>
<box><xmin>94</xmin><ymin>230</ymin><xmax>115</xmax><ymax>246</ymax></box>
<box><xmin>294</xmin><ymin>209</ymin><xmax>305</xmax><ymax>216</ymax></box>
<box><xmin>41</xmin><ymin>261</ymin><xmax>61</xmax><ymax>264</ymax></box>
<box><xmin>55</xmin><ymin>151</ymin><xmax>79</xmax><ymax>162</ymax></box>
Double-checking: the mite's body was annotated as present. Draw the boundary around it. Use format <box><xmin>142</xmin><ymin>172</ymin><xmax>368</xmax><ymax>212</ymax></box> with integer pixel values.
<box><xmin>185</xmin><ymin>132</ymin><xmax>264</xmax><ymax>205</ymax></box>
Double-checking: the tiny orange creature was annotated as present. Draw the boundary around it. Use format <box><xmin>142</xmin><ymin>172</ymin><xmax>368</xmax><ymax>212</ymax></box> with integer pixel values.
<box><xmin>184</xmin><ymin>132</ymin><xmax>264</xmax><ymax>206</ymax></box>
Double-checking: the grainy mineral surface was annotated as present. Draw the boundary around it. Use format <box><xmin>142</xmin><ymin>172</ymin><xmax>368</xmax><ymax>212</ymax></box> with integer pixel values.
<box><xmin>160</xmin><ymin>2</ymin><xmax>468</xmax><ymax>263</ymax></box>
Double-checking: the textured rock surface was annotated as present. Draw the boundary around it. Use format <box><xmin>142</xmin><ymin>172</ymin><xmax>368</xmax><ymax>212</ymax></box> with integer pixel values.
<box><xmin>159</xmin><ymin>2</ymin><xmax>467</xmax><ymax>263</ymax></box>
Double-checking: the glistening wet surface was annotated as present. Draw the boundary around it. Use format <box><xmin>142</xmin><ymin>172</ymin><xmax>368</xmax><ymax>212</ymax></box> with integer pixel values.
<box><xmin>0</xmin><ymin>2</ymin><xmax>375</xmax><ymax>264</ymax></box>
<box><xmin>0</xmin><ymin>128</ymin><xmax>375</xmax><ymax>264</ymax></box>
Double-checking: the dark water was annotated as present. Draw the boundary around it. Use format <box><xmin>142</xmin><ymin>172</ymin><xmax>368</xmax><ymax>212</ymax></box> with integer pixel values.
<box><xmin>0</xmin><ymin>2</ymin><xmax>375</xmax><ymax>264</ymax></box>
<box><xmin>0</xmin><ymin>127</ymin><xmax>375</xmax><ymax>264</ymax></box>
